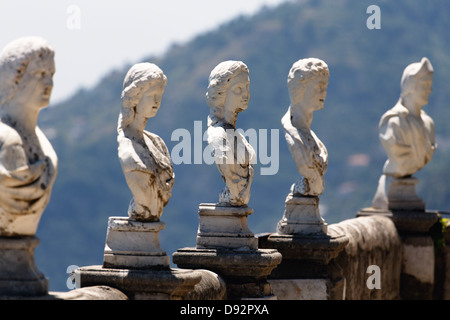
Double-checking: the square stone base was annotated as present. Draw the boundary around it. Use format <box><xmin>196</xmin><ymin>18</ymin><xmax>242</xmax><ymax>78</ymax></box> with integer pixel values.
<box><xmin>276</xmin><ymin>194</ymin><xmax>327</xmax><ymax>235</ymax></box>
<box><xmin>103</xmin><ymin>217</ymin><xmax>170</xmax><ymax>269</ymax></box>
<box><xmin>196</xmin><ymin>204</ymin><xmax>258</xmax><ymax>250</ymax></box>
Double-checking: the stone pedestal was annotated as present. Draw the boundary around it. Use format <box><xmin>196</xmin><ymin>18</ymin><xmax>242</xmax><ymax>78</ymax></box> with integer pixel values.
<box><xmin>103</xmin><ymin>217</ymin><xmax>170</xmax><ymax>269</ymax></box>
<box><xmin>173</xmin><ymin>203</ymin><xmax>282</xmax><ymax>299</ymax></box>
<box><xmin>358</xmin><ymin>175</ymin><xmax>439</xmax><ymax>234</ymax></box>
<box><xmin>196</xmin><ymin>204</ymin><xmax>257</xmax><ymax>250</ymax></box>
<box><xmin>258</xmin><ymin>193</ymin><xmax>348</xmax><ymax>300</ymax></box>
<box><xmin>76</xmin><ymin>216</ymin><xmax>202</xmax><ymax>300</ymax></box>
<box><xmin>0</xmin><ymin>236</ymin><xmax>48</xmax><ymax>298</ymax></box>
<box><xmin>357</xmin><ymin>175</ymin><xmax>440</xmax><ymax>300</ymax></box>
<box><xmin>371</xmin><ymin>175</ymin><xmax>425</xmax><ymax>212</ymax></box>
<box><xmin>276</xmin><ymin>194</ymin><xmax>327</xmax><ymax>235</ymax></box>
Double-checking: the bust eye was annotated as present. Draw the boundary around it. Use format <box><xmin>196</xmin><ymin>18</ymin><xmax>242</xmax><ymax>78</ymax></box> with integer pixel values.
<box><xmin>232</xmin><ymin>86</ymin><xmax>242</xmax><ymax>95</ymax></box>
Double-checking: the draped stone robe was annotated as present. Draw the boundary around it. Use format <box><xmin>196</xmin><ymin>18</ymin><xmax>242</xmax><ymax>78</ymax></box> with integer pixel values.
<box><xmin>281</xmin><ymin>107</ymin><xmax>328</xmax><ymax>196</ymax></box>
<box><xmin>206</xmin><ymin>116</ymin><xmax>256</xmax><ymax>206</ymax></box>
<box><xmin>118</xmin><ymin>128</ymin><xmax>174</xmax><ymax>221</ymax></box>
<box><xmin>0</xmin><ymin>122</ymin><xmax>57</xmax><ymax>236</ymax></box>
<box><xmin>379</xmin><ymin>102</ymin><xmax>436</xmax><ymax>178</ymax></box>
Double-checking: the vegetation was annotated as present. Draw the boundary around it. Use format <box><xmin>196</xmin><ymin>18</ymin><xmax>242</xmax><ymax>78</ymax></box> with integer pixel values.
<box><xmin>35</xmin><ymin>0</ymin><xmax>450</xmax><ymax>290</ymax></box>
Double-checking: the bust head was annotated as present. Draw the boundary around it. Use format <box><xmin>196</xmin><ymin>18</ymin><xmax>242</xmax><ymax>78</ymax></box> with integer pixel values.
<box><xmin>206</xmin><ymin>60</ymin><xmax>249</xmax><ymax>124</ymax></box>
<box><xmin>0</xmin><ymin>36</ymin><xmax>55</xmax><ymax>109</ymax></box>
<box><xmin>400</xmin><ymin>57</ymin><xmax>433</xmax><ymax>109</ymax></box>
<box><xmin>120</xmin><ymin>62</ymin><xmax>167</xmax><ymax>128</ymax></box>
<box><xmin>287</xmin><ymin>58</ymin><xmax>329</xmax><ymax>112</ymax></box>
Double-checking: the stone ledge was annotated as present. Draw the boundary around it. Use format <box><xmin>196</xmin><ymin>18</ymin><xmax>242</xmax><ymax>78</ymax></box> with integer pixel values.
<box><xmin>75</xmin><ymin>265</ymin><xmax>202</xmax><ymax>300</ymax></box>
<box><xmin>357</xmin><ymin>208</ymin><xmax>440</xmax><ymax>234</ymax></box>
<box><xmin>173</xmin><ymin>247</ymin><xmax>282</xmax><ymax>279</ymax></box>
<box><xmin>259</xmin><ymin>231</ymin><xmax>348</xmax><ymax>264</ymax></box>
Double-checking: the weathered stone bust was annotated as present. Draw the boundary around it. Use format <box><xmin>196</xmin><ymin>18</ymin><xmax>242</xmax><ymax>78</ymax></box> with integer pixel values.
<box><xmin>0</xmin><ymin>36</ymin><xmax>58</xmax><ymax>236</ymax></box>
<box><xmin>380</xmin><ymin>57</ymin><xmax>436</xmax><ymax>178</ymax></box>
<box><xmin>205</xmin><ymin>60</ymin><xmax>256</xmax><ymax>206</ymax></box>
<box><xmin>370</xmin><ymin>57</ymin><xmax>436</xmax><ymax>211</ymax></box>
<box><xmin>117</xmin><ymin>62</ymin><xmax>174</xmax><ymax>222</ymax></box>
<box><xmin>281</xmin><ymin>58</ymin><xmax>329</xmax><ymax>196</ymax></box>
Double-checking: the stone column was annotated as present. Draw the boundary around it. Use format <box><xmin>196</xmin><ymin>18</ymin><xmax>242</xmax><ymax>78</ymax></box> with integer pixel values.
<box><xmin>173</xmin><ymin>204</ymin><xmax>282</xmax><ymax>300</ymax></box>
<box><xmin>358</xmin><ymin>176</ymin><xmax>440</xmax><ymax>300</ymax></box>
<box><xmin>0</xmin><ymin>237</ymin><xmax>48</xmax><ymax>298</ymax></box>
<box><xmin>259</xmin><ymin>193</ymin><xmax>348</xmax><ymax>300</ymax></box>
<box><xmin>358</xmin><ymin>57</ymin><xmax>440</xmax><ymax>299</ymax></box>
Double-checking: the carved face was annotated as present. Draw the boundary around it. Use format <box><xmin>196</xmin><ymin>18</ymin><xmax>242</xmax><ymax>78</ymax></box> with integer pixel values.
<box><xmin>223</xmin><ymin>71</ymin><xmax>250</xmax><ymax>116</ymax></box>
<box><xmin>135</xmin><ymin>81</ymin><xmax>165</xmax><ymax>119</ymax></box>
<box><xmin>17</xmin><ymin>56</ymin><xmax>55</xmax><ymax>109</ymax></box>
<box><xmin>302</xmin><ymin>76</ymin><xmax>328</xmax><ymax>111</ymax></box>
<box><xmin>412</xmin><ymin>73</ymin><xmax>433</xmax><ymax>107</ymax></box>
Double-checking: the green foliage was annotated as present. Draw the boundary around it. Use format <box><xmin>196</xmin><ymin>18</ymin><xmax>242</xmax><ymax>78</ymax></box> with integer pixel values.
<box><xmin>430</xmin><ymin>217</ymin><xmax>449</xmax><ymax>255</ymax></box>
<box><xmin>34</xmin><ymin>0</ymin><xmax>450</xmax><ymax>290</ymax></box>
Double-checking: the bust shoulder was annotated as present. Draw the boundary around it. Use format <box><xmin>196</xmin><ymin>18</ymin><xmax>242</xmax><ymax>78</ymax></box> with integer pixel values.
<box><xmin>206</xmin><ymin>124</ymin><xmax>229</xmax><ymax>146</ymax></box>
<box><xmin>0</xmin><ymin>122</ymin><xmax>23</xmax><ymax>148</ymax></box>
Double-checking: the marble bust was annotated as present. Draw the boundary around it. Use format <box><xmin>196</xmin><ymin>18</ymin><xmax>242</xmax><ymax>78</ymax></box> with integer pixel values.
<box><xmin>205</xmin><ymin>60</ymin><xmax>256</xmax><ymax>206</ymax></box>
<box><xmin>379</xmin><ymin>57</ymin><xmax>436</xmax><ymax>178</ymax></box>
<box><xmin>369</xmin><ymin>57</ymin><xmax>436</xmax><ymax>211</ymax></box>
<box><xmin>0</xmin><ymin>36</ymin><xmax>58</xmax><ymax>236</ymax></box>
<box><xmin>117</xmin><ymin>62</ymin><xmax>174</xmax><ymax>222</ymax></box>
<box><xmin>281</xmin><ymin>58</ymin><xmax>329</xmax><ymax>196</ymax></box>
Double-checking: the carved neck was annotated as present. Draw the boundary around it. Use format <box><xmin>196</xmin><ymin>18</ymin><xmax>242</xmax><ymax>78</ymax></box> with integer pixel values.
<box><xmin>223</xmin><ymin>111</ymin><xmax>237</xmax><ymax>128</ymax></box>
<box><xmin>124</xmin><ymin>114</ymin><xmax>148</xmax><ymax>140</ymax></box>
<box><xmin>400</xmin><ymin>96</ymin><xmax>423</xmax><ymax>118</ymax></box>
<box><xmin>0</xmin><ymin>102</ymin><xmax>40</xmax><ymax>135</ymax></box>
<box><xmin>209</xmin><ymin>110</ymin><xmax>237</xmax><ymax>129</ymax></box>
<box><xmin>290</xmin><ymin>103</ymin><xmax>313</xmax><ymax>131</ymax></box>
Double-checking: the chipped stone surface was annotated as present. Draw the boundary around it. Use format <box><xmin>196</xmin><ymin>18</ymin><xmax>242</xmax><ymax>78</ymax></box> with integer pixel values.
<box><xmin>269</xmin><ymin>279</ymin><xmax>328</xmax><ymax>300</ymax></box>
<box><xmin>402</xmin><ymin>237</ymin><xmax>434</xmax><ymax>284</ymax></box>
<box><xmin>329</xmin><ymin>215</ymin><xmax>402</xmax><ymax>299</ymax></box>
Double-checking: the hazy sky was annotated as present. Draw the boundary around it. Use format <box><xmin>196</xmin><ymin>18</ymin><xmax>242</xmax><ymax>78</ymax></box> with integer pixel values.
<box><xmin>0</xmin><ymin>0</ymin><xmax>286</xmax><ymax>104</ymax></box>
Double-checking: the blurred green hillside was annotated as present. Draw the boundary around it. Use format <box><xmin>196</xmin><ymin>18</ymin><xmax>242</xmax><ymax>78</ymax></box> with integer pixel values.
<box><xmin>35</xmin><ymin>0</ymin><xmax>450</xmax><ymax>291</ymax></box>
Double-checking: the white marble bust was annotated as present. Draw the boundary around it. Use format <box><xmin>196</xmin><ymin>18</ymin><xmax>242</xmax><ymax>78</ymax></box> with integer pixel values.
<box><xmin>117</xmin><ymin>63</ymin><xmax>174</xmax><ymax>222</ymax></box>
<box><xmin>0</xmin><ymin>36</ymin><xmax>58</xmax><ymax>236</ymax></box>
<box><xmin>205</xmin><ymin>60</ymin><xmax>256</xmax><ymax>206</ymax></box>
<box><xmin>379</xmin><ymin>57</ymin><xmax>436</xmax><ymax>178</ymax></box>
<box><xmin>281</xmin><ymin>58</ymin><xmax>329</xmax><ymax>196</ymax></box>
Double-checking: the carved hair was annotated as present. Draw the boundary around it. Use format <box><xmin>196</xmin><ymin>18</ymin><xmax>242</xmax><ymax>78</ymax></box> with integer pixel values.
<box><xmin>206</xmin><ymin>60</ymin><xmax>249</xmax><ymax>121</ymax></box>
<box><xmin>400</xmin><ymin>57</ymin><xmax>433</xmax><ymax>98</ymax></box>
<box><xmin>119</xmin><ymin>62</ymin><xmax>167</xmax><ymax>128</ymax></box>
<box><xmin>287</xmin><ymin>58</ymin><xmax>329</xmax><ymax>98</ymax></box>
<box><xmin>0</xmin><ymin>36</ymin><xmax>54</xmax><ymax>106</ymax></box>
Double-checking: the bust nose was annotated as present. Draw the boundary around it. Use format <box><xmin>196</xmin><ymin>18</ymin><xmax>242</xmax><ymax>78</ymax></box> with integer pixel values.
<box><xmin>44</xmin><ymin>75</ymin><xmax>53</xmax><ymax>88</ymax></box>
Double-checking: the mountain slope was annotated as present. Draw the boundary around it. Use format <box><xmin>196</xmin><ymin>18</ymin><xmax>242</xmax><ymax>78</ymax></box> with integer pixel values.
<box><xmin>35</xmin><ymin>0</ymin><xmax>450</xmax><ymax>291</ymax></box>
